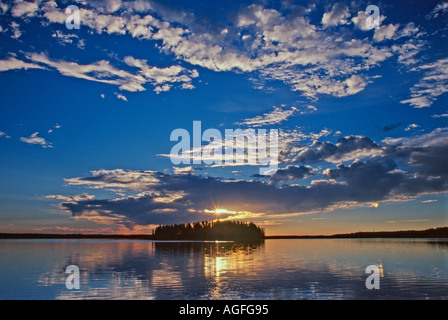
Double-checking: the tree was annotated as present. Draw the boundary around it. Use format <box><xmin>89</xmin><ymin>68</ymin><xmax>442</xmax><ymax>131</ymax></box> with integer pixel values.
<box><xmin>153</xmin><ymin>220</ymin><xmax>265</xmax><ymax>241</ymax></box>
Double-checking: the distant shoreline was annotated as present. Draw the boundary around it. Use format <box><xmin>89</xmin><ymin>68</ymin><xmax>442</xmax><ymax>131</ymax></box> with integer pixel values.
<box><xmin>0</xmin><ymin>227</ymin><xmax>446</xmax><ymax>240</ymax></box>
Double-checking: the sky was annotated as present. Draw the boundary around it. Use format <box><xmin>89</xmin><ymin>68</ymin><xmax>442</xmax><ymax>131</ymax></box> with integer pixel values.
<box><xmin>0</xmin><ymin>0</ymin><xmax>447</xmax><ymax>236</ymax></box>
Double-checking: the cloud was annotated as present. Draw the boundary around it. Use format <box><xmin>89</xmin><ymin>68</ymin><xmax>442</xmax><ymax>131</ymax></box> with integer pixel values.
<box><xmin>0</xmin><ymin>56</ymin><xmax>43</xmax><ymax>72</ymax></box>
<box><xmin>85</xmin><ymin>0</ymin><xmax>123</xmax><ymax>13</ymax></box>
<box><xmin>11</xmin><ymin>1</ymin><xmax>40</xmax><ymax>18</ymax></box>
<box><xmin>426</xmin><ymin>2</ymin><xmax>448</xmax><ymax>19</ymax></box>
<box><xmin>45</xmin><ymin>194</ymin><xmax>95</xmax><ymax>202</ymax></box>
<box><xmin>19</xmin><ymin>132</ymin><xmax>52</xmax><ymax>148</ymax></box>
<box><xmin>324</xmin><ymin>158</ymin><xmax>446</xmax><ymax>201</ymax></box>
<box><xmin>283</xmin><ymin>136</ymin><xmax>381</xmax><ymax>164</ymax></box>
<box><xmin>26</xmin><ymin>52</ymin><xmax>196</xmax><ymax>93</ymax></box>
<box><xmin>421</xmin><ymin>199</ymin><xmax>437</xmax><ymax>203</ymax></box>
<box><xmin>281</xmin><ymin>128</ymin><xmax>448</xmax><ymax>181</ymax></box>
<box><xmin>28</xmin><ymin>52</ymin><xmax>142</xmax><ymax>88</ymax></box>
<box><xmin>432</xmin><ymin>112</ymin><xmax>448</xmax><ymax>118</ymax></box>
<box><xmin>0</xmin><ymin>131</ymin><xmax>11</xmax><ymax>139</ymax></box>
<box><xmin>0</xmin><ymin>2</ymin><xmax>9</xmax><ymax>14</ymax></box>
<box><xmin>351</xmin><ymin>10</ymin><xmax>371</xmax><ymax>31</ymax></box>
<box><xmin>401</xmin><ymin>58</ymin><xmax>448</xmax><ymax>108</ymax></box>
<box><xmin>48</xmin><ymin>123</ymin><xmax>61</xmax><ymax>134</ymax></box>
<box><xmin>6</xmin><ymin>1</ymin><xmax>427</xmax><ymax>101</ymax></box>
<box><xmin>404</xmin><ymin>123</ymin><xmax>420</xmax><ymax>131</ymax></box>
<box><xmin>266</xmin><ymin>165</ymin><xmax>315</xmax><ymax>184</ymax></box>
<box><xmin>42</xmin><ymin>2</ymin><xmax>392</xmax><ymax>99</ymax></box>
<box><xmin>236</xmin><ymin>106</ymin><xmax>297</xmax><ymax>127</ymax></box>
<box><xmin>114</xmin><ymin>92</ymin><xmax>128</xmax><ymax>101</ymax></box>
<box><xmin>64</xmin><ymin>169</ymin><xmax>160</xmax><ymax>191</ymax></box>
<box><xmin>373</xmin><ymin>24</ymin><xmax>399</xmax><ymax>42</ymax></box>
<box><xmin>391</xmin><ymin>40</ymin><xmax>426</xmax><ymax>66</ymax></box>
<box><xmin>49</xmin><ymin>127</ymin><xmax>448</xmax><ymax>229</ymax></box>
<box><xmin>387</xmin><ymin>219</ymin><xmax>429</xmax><ymax>224</ymax></box>
<box><xmin>321</xmin><ymin>3</ymin><xmax>350</xmax><ymax>28</ymax></box>
<box><xmin>382</xmin><ymin>128</ymin><xmax>448</xmax><ymax>177</ymax></box>
<box><xmin>380</xmin><ymin>122</ymin><xmax>402</xmax><ymax>132</ymax></box>
<box><xmin>56</xmin><ymin>147</ymin><xmax>448</xmax><ymax>229</ymax></box>
<box><xmin>10</xmin><ymin>21</ymin><xmax>22</xmax><ymax>39</ymax></box>
<box><xmin>52</xmin><ymin>30</ymin><xmax>86</xmax><ymax>49</ymax></box>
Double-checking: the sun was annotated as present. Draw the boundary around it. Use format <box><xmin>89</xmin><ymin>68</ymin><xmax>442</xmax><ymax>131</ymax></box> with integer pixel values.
<box><xmin>204</xmin><ymin>207</ymin><xmax>233</xmax><ymax>216</ymax></box>
<box><xmin>214</xmin><ymin>208</ymin><xmax>230</xmax><ymax>215</ymax></box>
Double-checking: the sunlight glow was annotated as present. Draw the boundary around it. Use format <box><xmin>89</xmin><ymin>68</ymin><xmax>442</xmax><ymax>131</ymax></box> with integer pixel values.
<box><xmin>214</xmin><ymin>208</ymin><xmax>231</xmax><ymax>215</ymax></box>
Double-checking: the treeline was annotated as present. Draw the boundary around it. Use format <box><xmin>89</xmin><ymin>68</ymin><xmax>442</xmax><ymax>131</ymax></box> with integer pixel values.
<box><xmin>266</xmin><ymin>227</ymin><xmax>448</xmax><ymax>239</ymax></box>
<box><xmin>0</xmin><ymin>233</ymin><xmax>154</xmax><ymax>240</ymax></box>
<box><xmin>330</xmin><ymin>227</ymin><xmax>448</xmax><ymax>239</ymax></box>
<box><xmin>153</xmin><ymin>220</ymin><xmax>265</xmax><ymax>241</ymax></box>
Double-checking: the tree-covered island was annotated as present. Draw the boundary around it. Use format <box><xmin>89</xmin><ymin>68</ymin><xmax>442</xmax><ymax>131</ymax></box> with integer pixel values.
<box><xmin>153</xmin><ymin>220</ymin><xmax>265</xmax><ymax>241</ymax></box>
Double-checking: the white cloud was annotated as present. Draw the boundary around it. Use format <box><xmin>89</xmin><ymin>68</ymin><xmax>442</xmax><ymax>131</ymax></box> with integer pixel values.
<box><xmin>351</xmin><ymin>10</ymin><xmax>371</xmax><ymax>31</ymax></box>
<box><xmin>52</xmin><ymin>30</ymin><xmax>86</xmax><ymax>49</ymax></box>
<box><xmin>64</xmin><ymin>169</ymin><xmax>160</xmax><ymax>191</ymax></box>
<box><xmin>392</xmin><ymin>40</ymin><xmax>425</xmax><ymax>66</ymax></box>
<box><xmin>237</xmin><ymin>106</ymin><xmax>297</xmax><ymax>127</ymax></box>
<box><xmin>48</xmin><ymin>123</ymin><xmax>61</xmax><ymax>133</ymax></box>
<box><xmin>6</xmin><ymin>1</ymin><xmax>426</xmax><ymax>101</ymax></box>
<box><xmin>172</xmin><ymin>166</ymin><xmax>194</xmax><ymax>175</ymax></box>
<box><xmin>0</xmin><ymin>57</ymin><xmax>43</xmax><ymax>71</ymax></box>
<box><xmin>115</xmin><ymin>92</ymin><xmax>128</xmax><ymax>101</ymax></box>
<box><xmin>20</xmin><ymin>132</ymin><xmax>52</xmax><ymax>148</ymax></box>
<box><xmin>181</xmin><ymin>83</ymin><xmax>195</xmax><ymax>90</ymax></box>
<box><xmin>401</xmin><ymin>58</ymin><xmax>448</xmax><ymax>108</ymax></box>
<box><xmin>153</xmin><ymin>84</ymin><xmax>171</xmax><ymax>94</ymax></box>
<box><xmin>404</xmin><ymin>123</ymin><xmax>420</xmax><ymax>131</ymax></box>
<box><xmin>124</xmin><ymin>56</ymin><xmax>198</xmax><ymax>88</ymax></box>
<box><xmin>10</xmin><ymin>21</ymin><xmax>22</xmax><ymax>39</ymax></box>
<box><xmin>0</xmin><ymin>131</ymin><xmax>11</xmax><ymax>139</ymax></box>
<box><xmin>432</xmin><ymin>112</ymin><xmax>448</xmax><ymax>118</ymax></box>
<box><xmin>88</xmin><ymin>3</ymin><xmax>390</xmax><ymax>99</ymax></box>
<box><xmin>11</xmin><ymin>1</ymin><xmax>40</xmax><ymax>18</ymax></box>
<box><xmin>0</xmin><ymin>2</ymin><xmax>9</xmax><ymax>14</ymax></box>
<box><xmin>45</xmin><ymin>194</ymin><xmax>95</xmax><ymax>202</ymax></box>
<box><xmin>373</xmin><ymin>24</ymin><xmax>399</xmax><ymax>42</ymax></box>
<box><xmin>426</xmin><ymin>2</ymin><xmax>448</xmax><ymax>19</ymax></box>
<box><xmin>394</xmin><ymin>22</ymin><xmax>422</xmax><ymax>40</ymax></box>
<box><xmin>25</xmin><ymin>52</ymin><xmax>196</xmax><ymax>93</ymax></box>
<box><xmin>28</xmin><ymin>52</ymin><xmax>140</xmax><ymax>88</ymax></box>
<box><xmin>0</xmin><ymin>2</ymin><xmax>396</xmax><ymax>101</ymax></box>
<box><xmin>321</xmin><ymin>3</ymin><xmax>350</xmax><ymax>28</ymax></box>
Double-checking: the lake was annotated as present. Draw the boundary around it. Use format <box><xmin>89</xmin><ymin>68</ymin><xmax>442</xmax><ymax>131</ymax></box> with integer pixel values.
<box><xmin>0</xmin><ymin>239</ymin><xmax>446</xmax><ymax>300</ymax></box>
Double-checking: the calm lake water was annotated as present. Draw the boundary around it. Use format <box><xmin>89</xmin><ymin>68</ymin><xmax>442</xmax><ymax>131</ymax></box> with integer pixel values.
<box><xmin>0</xmin><ymin>239</ymin><xmax>447</xmax><ymax>300</ymax></box>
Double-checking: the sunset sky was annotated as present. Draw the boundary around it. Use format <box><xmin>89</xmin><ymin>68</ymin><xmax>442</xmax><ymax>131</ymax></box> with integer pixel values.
<box><xmin>0</xmin><ymin>0</ymin><xmax>447</xmax><ymax>235</ymax></box>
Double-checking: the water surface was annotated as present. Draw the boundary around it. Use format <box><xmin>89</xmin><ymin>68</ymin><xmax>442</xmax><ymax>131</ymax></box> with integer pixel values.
<box><xmin>0</xmin><ymin>239</ymin><xmax>446</xmax><ymax>299</ymax></box>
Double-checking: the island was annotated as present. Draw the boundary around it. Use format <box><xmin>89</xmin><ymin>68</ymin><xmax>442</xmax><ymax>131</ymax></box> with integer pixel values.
<box><xmin>153</xmin><ymin>220</ymin><xmax>265</xmax><ymax>241</ymax></box>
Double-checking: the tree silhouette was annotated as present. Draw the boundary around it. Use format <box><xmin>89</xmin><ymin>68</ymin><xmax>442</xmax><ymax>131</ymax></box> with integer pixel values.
<box><xmin>153</xmin><ymin>220</ymin><xmax>265</xmax><ymax>241</ymax></box>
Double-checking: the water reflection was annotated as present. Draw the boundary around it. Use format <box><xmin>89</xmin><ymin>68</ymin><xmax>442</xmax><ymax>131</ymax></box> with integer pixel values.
<box><xmin>0</xmin><ymin>239</ymin><xmax>446</xmax><ymax>300</ymax></box>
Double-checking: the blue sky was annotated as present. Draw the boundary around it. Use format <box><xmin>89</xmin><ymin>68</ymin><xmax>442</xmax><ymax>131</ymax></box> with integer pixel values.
<box><xmin>0</xmin><ymin>0</ymin><xmax>447</xmax><ymax>235</ymax></box>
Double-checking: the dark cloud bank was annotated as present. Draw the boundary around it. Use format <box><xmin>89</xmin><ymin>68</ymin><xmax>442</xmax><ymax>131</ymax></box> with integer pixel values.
<box><xmin>59</xmin><ymin>129</ymin><xmax>448</xmax><ymax>229</ymax></box>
